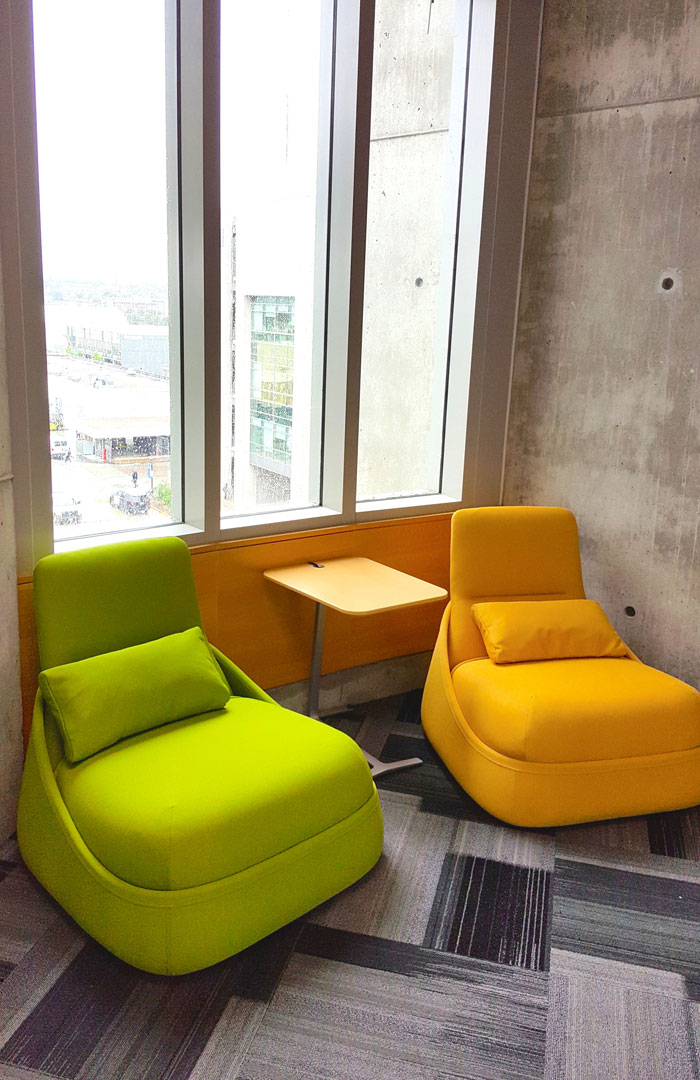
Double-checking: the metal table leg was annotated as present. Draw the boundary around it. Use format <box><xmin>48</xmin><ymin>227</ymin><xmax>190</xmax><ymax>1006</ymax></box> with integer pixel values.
<box><xmin>307</xmin><ymin>602</ymin><xmax>326</xmax><ymax>720</ymax></box>
<box><xmin>307</xmin><ymin>601</ymin><xmax>422</xmax><ymax>779</ymax></box>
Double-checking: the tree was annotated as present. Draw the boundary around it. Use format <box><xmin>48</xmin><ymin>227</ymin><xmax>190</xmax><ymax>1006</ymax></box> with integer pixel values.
<box><xmin>153</xmin><ymin>482</ymin><xmax>171</xmax><ymax>511</ymax></box>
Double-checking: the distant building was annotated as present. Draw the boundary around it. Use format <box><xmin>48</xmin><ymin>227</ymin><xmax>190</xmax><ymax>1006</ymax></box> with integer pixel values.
<box><xmin>75</xmin><ymin>383</ymin><xmax>171</xmax><ymax>462</ymax></box>
<box><xmin>76</xmin><ymin>424</ymin><xmax>170</xmax><ymax>463</ymax></box>
<box><xmin>45</xmin><ymin>303</ymin><xmax>129</xmax><ymax>361</ymax></box>
<box><xmin>121</xmin><ymin>326</ymin><xmax>169</xmax><ymax>379</ymax></box>
<box><xmin>111</xmin><ymin>297</ymin><xmax>168</xmax><ymax>320</ymax></box>
<box><xmin>248</xmin><ymin>296</ymin><xmax>294</xmax><ymax>480</ymax></box>
<box><xmin>44</xmin><ymin>303</ymin><xmax>170</xmax><ymax>378</ymax></box>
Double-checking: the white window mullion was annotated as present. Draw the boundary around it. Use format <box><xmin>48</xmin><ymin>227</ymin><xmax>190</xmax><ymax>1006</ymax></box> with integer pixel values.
<box><xmin>442</xmin><ymin>0</ymin><xmax>498</xmax><ymax>502</ymax></box>
<box><xmin>321</xmin><ymin>0</ymin><xmax>369</xmax><ymax>520</ymax></box>
<box><xmin>201</xmin><ymin>0</ymin><xmax>222</xmax><ymax>540</ymax></box>
<box><xmin>2</xmin><ymin>0</ymin><xmax>53</xmax><ymax>574</ymax></box>
<box><xmin>180</xmin><ymin>0</ymin><xmax>223</xmax><ymax>541</ymax></box>
<box><xmin>307</xmin><ymin>0</ymin><xmax>337</xmax><ymax>516</ymax></box>
<box><xmin>165</xmin><ymin>0</ymin><xmax>183</xmax><ymax>525</ymax></box>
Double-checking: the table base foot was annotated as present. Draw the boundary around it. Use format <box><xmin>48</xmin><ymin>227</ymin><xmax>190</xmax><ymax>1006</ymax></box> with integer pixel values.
<box><xmin>311</xmin><ymin>705</ymin><xmax>358</xmax><ymax>722</ymax></box>
<box><xmin>311</xmin><ymin>703</ymin><xmax>423</xmax><ymax>779</ymax></box>
<box><xmin>361</xmin><ymin>751</ymin><xmax>423</xmax><ymax>779</ymax></box>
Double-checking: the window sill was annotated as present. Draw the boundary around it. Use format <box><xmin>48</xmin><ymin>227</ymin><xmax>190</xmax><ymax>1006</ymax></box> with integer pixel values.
<box><xmin>219</xmin><ymin>505</ymin><xmax>342</xmax><ymax>539</ymax></box>
<box><xmin>53</xmin><ymin>520</ymin><xmax>202</xmax><ymax>555</ymax></box>
<box><xmin>52</xmin><ymin>498</ymin><xmax>460</xmax><ymax>557</ymax></box>
<box><xmin>355</xmin><ymin>493</ymin><xmax>462</xmax><ymax>520</ymax></box>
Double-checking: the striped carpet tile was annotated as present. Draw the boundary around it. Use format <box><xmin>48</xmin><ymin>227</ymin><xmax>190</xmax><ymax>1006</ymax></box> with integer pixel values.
<box><xmin>648</xmin><ymin>809</ymin><xmax>700</xmax><ymax>860</ymax></box>
<box><xmin>424</xmin><ymin>853</ymin><xmax>551</xmax><ymax>970</ymax></box>
<box><xmin>0</xmin><ymin>689</ymin><xmax>699</xmax><ymax>1078</ymax></box>
<box><xmin>552</xmin><ymin>857</ymin><xmax>700</xmax><ymax>980</ymax></box>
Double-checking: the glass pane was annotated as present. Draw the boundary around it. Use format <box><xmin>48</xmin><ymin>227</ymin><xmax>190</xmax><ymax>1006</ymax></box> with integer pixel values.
<box><xmin>33</xmin><ymin>0</ymin><xmax>178</xmax><ymax>540</ymax></box>
<box><xmin>356</xmin><ymin>0</ymin><xmax>465</xmax><ymax>502</ymax></box>
<box><xmin>220</xmin><ymin>0</ymin><xmax>328</xmax><ymax>518</ymax></box>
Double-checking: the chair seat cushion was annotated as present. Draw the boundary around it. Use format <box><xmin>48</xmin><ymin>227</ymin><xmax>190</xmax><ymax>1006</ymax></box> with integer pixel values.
<box><xmin>451</xmin><ymin>657</ymin><xmax>700</xmax><ymax>764</ymax></box>
<box><xmin>56</xmin><ymin>697</ymin><xmax>374</xmax><ymax>890</ymax></box>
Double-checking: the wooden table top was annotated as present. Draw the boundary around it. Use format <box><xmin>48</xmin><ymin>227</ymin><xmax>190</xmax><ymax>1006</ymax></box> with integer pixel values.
<box><xmin>264</xmin><ymin>556</ymin><xmax>447</xmax><ymax>616</ymax></box>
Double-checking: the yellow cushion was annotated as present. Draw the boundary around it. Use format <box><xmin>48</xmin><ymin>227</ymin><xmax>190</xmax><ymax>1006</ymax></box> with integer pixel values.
<box><xmin>56</xmin><ymin>696</ymin><xmax>374</xmax><ymax>890</ymax></box>
<box><xmin>452</xmin><ymin>657</ymin><xmax>700</xmax><ymax>763</ymax></box>
<box><xmin>471</xmin><ymin>599</ymin><xmax>628</xmax><ymax>664</ymax></box>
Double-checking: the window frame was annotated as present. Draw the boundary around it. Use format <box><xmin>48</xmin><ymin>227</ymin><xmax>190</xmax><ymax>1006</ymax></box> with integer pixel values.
<box><xmin>3</xmin><ymin>0</ymin><xmax>543</xmax><ymax>573</ymax></box>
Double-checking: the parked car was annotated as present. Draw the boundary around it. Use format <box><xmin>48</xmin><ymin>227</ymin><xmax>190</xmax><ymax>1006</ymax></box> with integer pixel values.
<box><xmin>110</xmin><ymin>489</ymin><xmax>151</xmax><ymax>515</ymax></box>
<box><xmin>50</xmin><ymin>438</ymin><xmax>72</xmax><ymax>462</ymax></box>
<box><xmin>53</xmin><ymin>494</ymin><xmax>81</xmax><ymax>526</ymax></box>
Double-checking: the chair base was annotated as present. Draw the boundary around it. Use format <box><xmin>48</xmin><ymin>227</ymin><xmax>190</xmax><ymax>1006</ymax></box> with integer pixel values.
<box><xmin>422</xmin><ymin>605</ymin><xmax>700</xmax><ymax>828</ymax></box>
<box><xmin>18</xmin><ymin>700</ymin><xmax>383</xmax><ymax>975</ymax></box>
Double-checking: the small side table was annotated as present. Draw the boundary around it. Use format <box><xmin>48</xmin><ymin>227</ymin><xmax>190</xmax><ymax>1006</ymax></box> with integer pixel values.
<box><xmin>264</xmin><ymin>556</ymin><xmax>447</xmax><ymax>778</ymax></box>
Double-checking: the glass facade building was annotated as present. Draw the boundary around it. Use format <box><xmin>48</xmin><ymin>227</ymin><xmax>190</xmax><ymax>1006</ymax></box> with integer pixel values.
<box><xmin>249</xmin><ymin>296</ymin><xmax>295</xmax><ymax>478</ymax></box>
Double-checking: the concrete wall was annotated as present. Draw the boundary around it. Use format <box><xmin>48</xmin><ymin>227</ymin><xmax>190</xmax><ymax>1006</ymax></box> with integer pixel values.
<box><xmin>356</xmin><ymin>0</ymin><xmax>458</xmax><ymax>499</ymax></box>
<box><xmin>504</xmin><ymin>0</ymin><xmax>700</xmax><ymax>687</ymax></box>
<box><xmin>0</xmin><ymin>253</ymin><xmax>25</xmax><ymax>839</ymax></box>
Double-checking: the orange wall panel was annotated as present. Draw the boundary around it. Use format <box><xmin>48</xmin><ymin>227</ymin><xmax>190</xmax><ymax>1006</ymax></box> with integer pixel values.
<box><xmin>17</xmin><ymin>582</ymin><xmax>40</xmax><ymax>746</ymax></box>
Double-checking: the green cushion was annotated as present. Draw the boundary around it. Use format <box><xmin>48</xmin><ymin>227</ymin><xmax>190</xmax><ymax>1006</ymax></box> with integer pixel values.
<box><xmin>55</xmin><ymin>697</ymin><xmax>375</xmax><ymax>890</ymax></box>
<box><xmin>40</xmin><ymin>627</ymin><xmax>231</xmax><ymax>763</ymax></box>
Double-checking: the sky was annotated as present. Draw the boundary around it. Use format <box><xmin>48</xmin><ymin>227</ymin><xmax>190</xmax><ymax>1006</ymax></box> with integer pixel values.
<box><xmin>33</xmin><ymin>0</ymin><xmax>170</xmax><ymax>285</ymax></box>
<box><xmin>32</xmin><ymin>0</ymin><xmax>322</xmax><ymax>290</ymax></box>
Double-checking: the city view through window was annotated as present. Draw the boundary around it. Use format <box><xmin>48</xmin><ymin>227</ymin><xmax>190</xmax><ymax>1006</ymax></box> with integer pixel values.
<box><xmin>34</xmin><ymin>0</ymin><xmax>468</xmax><ymax>540</ymax></box>
<box><xmin>33</xmin><ymin>0</ymin><xmax>175</xmax><ymax>540</ymax></box>
<box><xmin>220</xmin><ymin>1</ymin><xmax>326</xmax><ymax>518</ymax></box>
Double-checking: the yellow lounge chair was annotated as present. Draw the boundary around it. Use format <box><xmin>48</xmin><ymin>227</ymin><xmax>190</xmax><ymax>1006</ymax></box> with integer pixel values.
<box><xmin>422</xmin><ymin>506</ymin><xmax>700</xmax><ymax>827</ymax></box>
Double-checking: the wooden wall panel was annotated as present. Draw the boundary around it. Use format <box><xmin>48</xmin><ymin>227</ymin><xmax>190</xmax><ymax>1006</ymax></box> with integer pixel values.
<box><xmin>18</xmin><ymin>514</ymin><xmax>451</xmax><ymax>744</ymax></box>
<box><xmin>17</xmin><ymin>582</ymin><xmax>39</xmax><ymax>745</ymax></box>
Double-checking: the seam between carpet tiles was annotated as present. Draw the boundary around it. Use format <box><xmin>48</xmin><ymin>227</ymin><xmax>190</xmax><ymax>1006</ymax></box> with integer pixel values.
<box><xmin>0</xmin><ymin>1064</ymin><xmax>63</xmax><ymax>1079</ymax></box>
<box><xmin>225</xmin><ymin>920</ymin><xmax>306</xmax><ymax>1080</ymax></box>
<box><xmin>684</xmin><ymin>998</ymin><xmax>700</xmax><ymax>1080</ymax></box>
<box><xmin>0</xmin><ymin>919</ymin><xmax>86</xmax><ymax>1053</ymax></box>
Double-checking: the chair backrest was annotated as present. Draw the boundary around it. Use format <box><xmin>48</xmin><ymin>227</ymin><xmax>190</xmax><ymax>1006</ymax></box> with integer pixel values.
<box><xmin>448</xmin><ymin>506</ymin><xmax>586</xmax><ymax>665</ymax></box>
<box><xmin>33</xmin><ymin>537</ymin><xmax>203</xmax><ymax>670</ymax></box>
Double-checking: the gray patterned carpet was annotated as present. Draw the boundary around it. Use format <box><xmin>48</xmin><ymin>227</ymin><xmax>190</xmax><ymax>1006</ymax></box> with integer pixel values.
<box><xmin>1</xmin><ymin>691</ymin><xmax>699</xmax><ymax>1079</ymax></box>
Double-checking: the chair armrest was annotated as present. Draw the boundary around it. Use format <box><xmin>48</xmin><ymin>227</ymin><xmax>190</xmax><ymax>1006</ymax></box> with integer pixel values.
<box><xmin>211</xmin><ymin>646</ymin><xmax>276</xmax><ymax>704</ymax></box>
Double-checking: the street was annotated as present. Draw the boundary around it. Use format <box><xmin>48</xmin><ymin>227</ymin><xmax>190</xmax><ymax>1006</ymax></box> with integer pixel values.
<box><xmin>48</xmin><ymin>353</ymin><xmax>172</xmax><ymax>538</ymax></box>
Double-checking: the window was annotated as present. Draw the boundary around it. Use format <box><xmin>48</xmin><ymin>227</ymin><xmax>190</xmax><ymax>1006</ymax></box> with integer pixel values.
<box><xmin>32</xmin><ymin>0</ymin><xmax>179</xmax><ymax>541</ymax></box>
<box><xmin>5</xmin><ymin>0</ymin><xmax>533</xmax><ymax>569</ymax></box>
<box><xmin>356</xmin><ymin>0</ymin><xmax>467</xmax><ymax>502</ymax></box>
<box><xmin>220</xmin><ymin>0</ymin><xmax>327</xmax><ymax>520</ymax></box>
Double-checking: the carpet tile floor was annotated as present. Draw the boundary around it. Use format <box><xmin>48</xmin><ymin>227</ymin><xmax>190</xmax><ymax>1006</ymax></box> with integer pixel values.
<box><xmin>0</xmin><ymin>690</ymin><xmax>699</xmax><ymax>1078</ymax></box>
